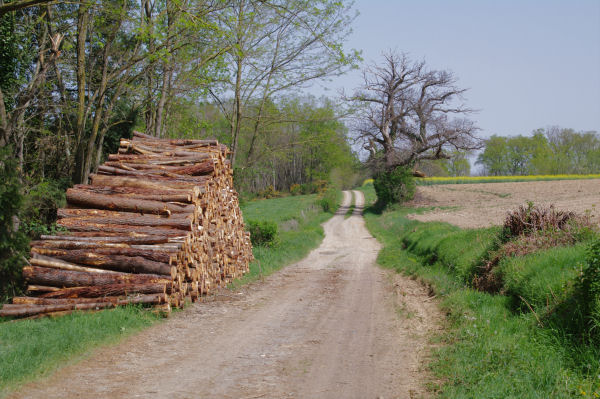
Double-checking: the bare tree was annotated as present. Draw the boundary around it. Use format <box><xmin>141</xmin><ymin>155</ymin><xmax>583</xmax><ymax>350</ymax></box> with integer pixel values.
<box><xmin>349</xmin><ymin>51</ymin><xmax>482</xmax><ymax>171</ymax></box>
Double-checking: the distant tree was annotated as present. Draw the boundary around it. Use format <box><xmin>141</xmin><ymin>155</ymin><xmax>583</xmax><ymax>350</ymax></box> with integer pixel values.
<box><xmin>446</xmin><ymin>150</ymin><xmax>471</xmax><ymax>176</ymax></box>
<box><xmin>477</xmin><ymin>128</ymin><xmax>600</xmax><ymax>176</ymax></box>
<box><xmin>210</xmin><ymin>0</ymin><xmax>360</xmax><ymax>167</ymax></box>
<box><xmin>350</xmin><ymin>51</ymin><xmax>481</xmax><ymax>172</ymax></box>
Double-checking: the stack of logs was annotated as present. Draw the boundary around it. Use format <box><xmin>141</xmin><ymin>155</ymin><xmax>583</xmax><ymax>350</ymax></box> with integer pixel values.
<box><xmin>0</xmin><ymin>131</ymin><xmax>253</xmax><ymax>319</ymax></box>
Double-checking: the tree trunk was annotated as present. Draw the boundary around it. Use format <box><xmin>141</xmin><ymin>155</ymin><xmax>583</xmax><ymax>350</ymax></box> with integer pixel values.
<box><xmin>31</xmin><ymin>249</ymin><xmax>173</xmax><ymax>275</ymax></box>
<box><xmin>73</xmin><ymin>2</ymin><xmax>90</xmax><ymax>184</ymax></box>
<box><xmin>23</xmin><ymin>265</ymin><xmax>170</xmax><ymax>287</ymax></box>
<box><xmin>39</xmin><ymin>283</ymin><xmax>168</xmax><ymax>298</ymax></box>
<box><xmin>66</xmin><ymin>188</ymin><xmax>194</xmax><ymax>215</ymax></box>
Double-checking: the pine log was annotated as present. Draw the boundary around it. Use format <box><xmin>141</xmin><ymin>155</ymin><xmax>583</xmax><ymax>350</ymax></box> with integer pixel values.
<box><xmin>69</xmin><ymin>185</ymin><xmax>193</xmax><ymax>203</ymax></box>
<box><xmin>39</xmin><ymin>234</ymin><xmax>170</xmax><ymax>245</ymax></box>
<box><xmin>57</xmin><ymin>214</ymin><xmax>191</xmax><ymax>230</ymax></box>
<box><xmin>12</xmin><ymin>293</ymin><xmax>167</xmax><ymax>306</ymax></box>
<box><xmin>90</xmin><ymin>174</ymin><xmax>204</xmax><ymax>190</ymax></box>
<box><xmin>30</xmin><ymin>240</ymin><xmax>180</xmax><ymax>251</ymax></box>
<box><xmin>39</xmin><ymin>283</ymin><xmax>167</xmax><ymax>298</ymax></box>
<box><xmin>29</xmin><ymin>256</ymin><xmax>127</xmax><ymax>275</ymax></box>
<box><xmin>106</xmin><ymin>154</ymin><xmax>212</xmax><ymax>165</ymax></box>
<box><xmin>32</xmin><ymin>246</ymin><xmax>172</xmax><ymax>264</ymax></box>
<box><xmin>131</xmin><ymin>132</ymin><xmax>219</xmax><ymax>145</ymax></box>
<box><xmin>0</xmin><ymin>295</ymin><xmax>166</xmax><ymax>317</ymax></box>
<box><xmin>27</xmin><ymin>285</ymin><xmax>61</xmax><ymax>292</ymax></box>
<box><xmin>31</xmin><ymin>250</ymin><xmax>172</xmax><ymax>275</ymax></box>
<box><xmin>56</xmin><ymin>219</ymin><xmax>190</xmax><ymax>235</ymax></box>
<box><xmin>23</xmin><ymin>265</ymin><xmax>169</xmax><ymax>287</ymax></box>
<box><xmin>67</xmin><ymin>188</ymin><xmax>194</xmax><ymax>215</ymax></box>
<box><xmin>57</xmin><ymin>208</ymin><xmax>191</xmax><ymax>221</ymax></box>
<box><xmin>98</xmin><ymin>165</ymin><xmax>191</xmax><ymax>180</ymax></box>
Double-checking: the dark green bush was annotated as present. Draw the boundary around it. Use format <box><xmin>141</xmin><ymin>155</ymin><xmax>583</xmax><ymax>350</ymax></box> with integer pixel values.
<box><xmin>21</xmin><ymin>179</ymin><xmax>67</xmax><ymax>234</ymax></box>
<box><xmin>373</xmin><ymin>166</ymin><xmax>415</xmax><ymax>206</ymax></box>
<box><xmin>318</xmin><ymin>188</ymin><xmax>338</xmax><ymax>213</ymax></box>
<box><xmin>0</xmin><ymin>147</ymin><xmax>29</xmax><ymax>301</ymax></box>
<box><xmin>246</xmin><ymin>219</ymin><xmax>279</xmax><ymax>247</ymax></box>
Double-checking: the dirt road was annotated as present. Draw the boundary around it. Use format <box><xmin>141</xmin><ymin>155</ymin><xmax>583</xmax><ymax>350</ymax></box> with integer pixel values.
<box><xmin>11</xmin><ymin>191</ymin><xmax>440</xmax><ymax>399</ymax></box>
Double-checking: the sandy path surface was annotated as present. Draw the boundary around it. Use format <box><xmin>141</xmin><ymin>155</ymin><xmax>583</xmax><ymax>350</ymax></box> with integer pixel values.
<box><xmin>409</xmin><ymin>179</ymin><xmax>600</xmax><ymax>228</ymax></box>
<box><xmin>10</xmin><ymin>191</ymin><xmax>440</xmax><ymax>399</ymax></box>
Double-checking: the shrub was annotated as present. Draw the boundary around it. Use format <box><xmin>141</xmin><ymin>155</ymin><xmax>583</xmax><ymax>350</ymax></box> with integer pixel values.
<box><xmin>503</xmin><ymin>202</ymin><xmax>574</xmax><ymax>238</ymax></box>
<box><xmin>580</xmin><ymin>239</ymin><xmax>600</xmax><ymax>342</ymax></box>
<box><xmin>373</xmin><ymin>166</ymin><xmax>415</xmax><ymax>206</ymax></box>
<box><xmin>0</xmin><ymin>147</ymin><xmax>29</xmax><ymax>301</ymax></box>
<box><xmin>289</xmin><ymin>184</ymin><xmax>301</xmax><ymax>196</ymax></box>
<box><xmin>318</xmin><ymin>188</ymin><xmax>338</xmax><ymax>213</ymax></box>
<box><xmin>258</xmin><ymin>185</ymin><xmax>281</xmax><ymax>199</ymax></box>
<box><xmin>246</xmin><ymin>220</ymin><xmax>279</xmax><ymax>247</ymax></box>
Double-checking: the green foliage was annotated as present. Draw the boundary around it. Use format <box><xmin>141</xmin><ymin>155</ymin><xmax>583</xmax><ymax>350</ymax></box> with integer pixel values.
<box><xmin>233</xmin><ymin>193</ymin><xmax>335</xmax><ymax>286</ymax></box>
<box><xmin>232</xmin><ymin>96</ymin><xmax>360</xmax><ymax>195</ymax></box>
<box><xmin>289</xmin><ymin>184</ymin><xmax>301</xmax><ymax>195</ymax></box>
<box><xmin>477</xmin><ymin>129</ymin><xmax>600</xmax><ymax>176</ymax></box>
<box><xmin>318</xmin><ymin>187</ymin><xmax>339</xmax><ymax>213</ymax></box>
<box><xmin>0</xmin><ymin>306</ymin><xmax>161</xmax><ymax>393</ymax></box>
<box><xmin>21</xmin><ymin>179</ymin><xmax>67</xmax><ymax>232</ymax></box>
<box><xmin>362</xmin><ymin>204</ymin><xmax>600</xmax><ymax>397</ymax></box>
<box><xmin>373</xmin><ymin>166</ymin><xmax>415</xmax><ymax>206</ymax></box>
<box><xmin>101</xmin><ymin>103</ymin><xmax>138</xmax><ymax>159</ymax></box>
<box><xmin>0</xmin><ymin>147</ymin><xmax>28</xmax><ymax>301</ymax></box>
<box><xmin>498</xmin><ymin>244</ymin><xmax>586</xmax><ymax>312</ymax></box>
<box><xmin>580</xmin><ymin>240</ymin><xmax>600</xmax><ymax>343</ymax></box>
<box><xmin>246</xmin><ymin>220</ymin><xmax>279</xmax><ymax>247</ymax></box>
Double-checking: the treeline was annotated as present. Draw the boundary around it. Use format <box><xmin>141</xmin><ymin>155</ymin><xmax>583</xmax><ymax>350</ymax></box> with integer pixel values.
<box><xmin>0</xmin><ymin>0</ymin><xmax>359</xmax><ymax>187</ymax></box>
<box><xmin>477</xmin><ymin>127</ymin><xmax>600</xmax><ymax>176</ymax></box>
<box><xmin>0</xmin><ymin>0</ymin><xmax>361</xmax><ymax>298</ymax></box>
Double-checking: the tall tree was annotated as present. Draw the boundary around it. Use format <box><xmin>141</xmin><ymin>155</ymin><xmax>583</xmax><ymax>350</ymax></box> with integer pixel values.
<box><xmin>350</xmin><ymin>51</ymin><xmax>481</xmax><ymax>171</ymax></box>
<box><xmin>210</xmin><ymin>0</ymin><xmax>359</xmax><ymax>167</ymax></box>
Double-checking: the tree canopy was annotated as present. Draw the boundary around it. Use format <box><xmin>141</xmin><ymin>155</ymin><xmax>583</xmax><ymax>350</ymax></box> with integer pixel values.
<box><xmin>349</xmin><ymin>51</ymin><xmax>481</xmax><ymax>172</ymax></box>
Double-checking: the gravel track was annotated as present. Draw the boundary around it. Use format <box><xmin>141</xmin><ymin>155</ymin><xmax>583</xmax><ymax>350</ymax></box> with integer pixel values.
<box><xmin>10</xmin><ymin>190</ymin><xmax>441</xmax><ymax>399</ymax></box>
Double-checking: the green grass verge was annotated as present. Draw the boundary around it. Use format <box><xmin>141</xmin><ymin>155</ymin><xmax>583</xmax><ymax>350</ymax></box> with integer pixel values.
<box><xmin>0</xmin><ymin>192</ymin><xmax>340</xmax><ymax>396</ymax></box>
<box><xmin>232</xmin><ymin>192</ymin><xmax>339</xmax><ymax>286</ymax></box>
<box><xmin>0</xmin><ymin>306</ymin><xmax>161</xmax><ymax>396</ymax></box>
<box><xmin>358</xmin><ymin>184</ymin><xmax>600</xmax><ymax>398</ymax></box>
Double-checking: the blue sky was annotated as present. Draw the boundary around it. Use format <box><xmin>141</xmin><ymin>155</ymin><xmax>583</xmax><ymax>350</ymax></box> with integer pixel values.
<box><xmin>315</xmin><ymin>0</ymin><xmax>600</xmax><ymax>139</ymax></box>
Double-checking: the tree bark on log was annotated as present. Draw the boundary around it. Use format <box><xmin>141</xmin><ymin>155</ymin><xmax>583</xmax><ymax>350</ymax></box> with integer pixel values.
<box><xmin>31</xmin><ymin>250</ymin><xmax>173</xmax><ymax>275</ymax></box>
<box><xmin>90</xmin><ymin>174</ymin><xmax>204</xmax><ymax>190</ymax></box>
<box><xmin>0</xmin><ymin>294</ymin><xmax>166</xmax><ymax>317</ymax></box>
<box><xmin>66</xmin><ymin>188</ymin><xmax>194</xmax><ymax>215</ymax></box>
<box><xmin>32</xmin><ymin>246</ymin><xmax>173</xmax><ymax>264</ymax></box>
<box><xmin>23</xmin><ymin>265</ymin><xmax>170</xmax><ymax>287</ymax></box>
<box><xmin>38</xmin><ymin>282</ymin><xmax>168</xmax><ymax>298</ymax></box>
<box><xmin>57</xmin><ymin>208</ymin><xmax>191</xmax><ymax>221</ymax></box>
<box><xmin>57</xmin><ymin>219</ymin><xmax>191</xmax><ymax>235</ymax></box>
<box><xmin>11</xmin><ymin>293</ymin><xmax>167</xmax><ymax>306</ymax></box>
<box><xmin>39</xmin><ymin>234</ymin><xmax>171</xmax><ymax>244</ymax></box>
<box><xmin>69</xmin><ymin>185</ymin><xmax>193</xmax><ymax>203</ymax></box>
<box><xmin>31</xmin><ymin>240</ymin><xmax>181</xmax><ymax>251</ymax></box>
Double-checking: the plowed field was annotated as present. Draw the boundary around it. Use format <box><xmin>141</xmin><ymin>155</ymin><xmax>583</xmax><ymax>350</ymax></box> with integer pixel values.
<box><xmin>408</xmin><ymin>179</ymin><xmax>600</xmax><ymax>228</ymax></box>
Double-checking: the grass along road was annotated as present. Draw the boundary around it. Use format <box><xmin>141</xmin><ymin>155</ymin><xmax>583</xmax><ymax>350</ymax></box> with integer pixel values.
<box><xmin>8</xmin><ymin>191</ymin><xmax>442</xmax><ymax>398</ymax></box>
<box><xmin>0</xmin><ymin>192</ymin><xmax>338</xmax><ymax>396</ymax></box>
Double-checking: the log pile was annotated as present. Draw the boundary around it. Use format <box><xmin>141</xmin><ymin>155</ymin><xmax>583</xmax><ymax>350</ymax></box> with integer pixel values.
<box><xmin>1</xmin><ymin>131</ymin><xmax>253</xmax><ymax>319</ymax></box>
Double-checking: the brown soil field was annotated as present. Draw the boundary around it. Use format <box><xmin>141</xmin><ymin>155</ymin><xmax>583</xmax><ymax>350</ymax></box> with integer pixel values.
<box><xmin>408</xmin><ymin>179</ymin><xmax>600</xmax><ymax>229</ymax></box>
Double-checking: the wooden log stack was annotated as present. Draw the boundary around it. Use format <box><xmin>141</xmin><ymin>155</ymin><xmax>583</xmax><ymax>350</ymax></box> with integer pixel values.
<box><xmin>0</xmin><ymin>131</ymin><xmax>253</xmax><ymax>319</ymax></box>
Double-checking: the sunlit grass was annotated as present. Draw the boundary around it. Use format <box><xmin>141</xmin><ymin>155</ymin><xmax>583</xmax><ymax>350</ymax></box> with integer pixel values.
<box><xmin>359</xmin><ymin>182</ymin><xmax>600</xmax><ymax>397</ymax></box>
<box><xmin>0</xmin><ymin>306</ymin><xmax>161</xmax><ymax>395</ymax></box>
